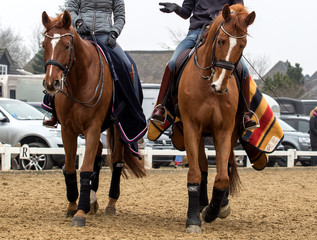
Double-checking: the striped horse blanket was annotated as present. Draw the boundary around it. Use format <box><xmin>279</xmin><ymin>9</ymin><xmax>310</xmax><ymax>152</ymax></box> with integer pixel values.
<box><xmin>147</xmin><ymin>76</ymin><xmax>284</xmax><ymax>170</ymax></box>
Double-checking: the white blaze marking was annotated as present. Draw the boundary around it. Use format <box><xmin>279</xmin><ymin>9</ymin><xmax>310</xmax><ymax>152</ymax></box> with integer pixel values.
<box><xmin>212</xmin><ymin>37</ymin><xmax>237</xmax><ymax>91</ymax></box>
<box><xmin>48</xmin><ymin>34</ymin><xmax>61</xmax><ymax>77</ymax></box>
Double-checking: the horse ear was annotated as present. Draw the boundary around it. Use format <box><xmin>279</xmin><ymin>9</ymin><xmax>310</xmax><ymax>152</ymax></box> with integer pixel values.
<box><xmin>42</xmin><ymin>11</ymin><xmax>51</xmax><ymax>28</ymax></box>
<box><xmin>222</xmin><ymin>4</ymin><xmax>231</xmax><ymax>22</ymax></box>
<box><xmin>245</xmin><ymin>11</ymin><xmax>256</xmax><ymax>26</ymax></box>
<box><xmin>63</xmin><ymin>10</ymin><xmax>72</xmax><ymax>29</ymax></box>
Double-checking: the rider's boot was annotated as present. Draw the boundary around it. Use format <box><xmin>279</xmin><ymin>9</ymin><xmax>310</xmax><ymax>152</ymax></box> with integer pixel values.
<box><xmin>150</xmin><ymin>65</ymin><xmax>172</xmax><ymax>125</ymax></box>
<box><xmin>43</xmin><ymin>115</ymin><xmax>58</xmax><ymax>128</ymax></box>
<box><xmin>242</xmin><ymin>75</ymin><xmax>258</xmax><ymax>131</ymax></box>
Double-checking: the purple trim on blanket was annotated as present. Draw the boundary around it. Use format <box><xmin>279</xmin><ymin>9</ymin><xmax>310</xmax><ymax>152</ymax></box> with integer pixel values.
<box><xmin>117</xmin><ymin>121</ymin><xmax>148</xmax><ymax>143</ymax></box>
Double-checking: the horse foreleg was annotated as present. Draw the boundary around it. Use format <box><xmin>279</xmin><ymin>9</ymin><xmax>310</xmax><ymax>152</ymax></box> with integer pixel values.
<box><xmin>89</xmin><ymin>141</ymin><xmax>103</xmax><ymax>215</ymax></box>
<box><xmin>202</xmin><ymin>131</ymin><xmax>231</xmax><ymax>223</ymax></box>
<box><xmin>183</xmin><ymin>123</ymin><xmax>202</xmax><ymax>234</ymax></box>
<box><xmin>62</xmin><ymin>132</ymin><xmax>79</xmax><ymax>219</ymax></box>
<box><xmin>71</xmin><ymin>129</ymin><xmax>100</xmax><ymax>227</ymax></box>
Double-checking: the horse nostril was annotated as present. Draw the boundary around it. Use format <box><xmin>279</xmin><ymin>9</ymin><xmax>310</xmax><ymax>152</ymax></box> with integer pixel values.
<box><xmin>211</xmin><ymin>84</ymin><xmax>216</xmax><ymax>92</ymax></box>
<box><xmin>53</xmin><ymin>80</ymin><xmax>60</xmax><ymax>90</ymax></box>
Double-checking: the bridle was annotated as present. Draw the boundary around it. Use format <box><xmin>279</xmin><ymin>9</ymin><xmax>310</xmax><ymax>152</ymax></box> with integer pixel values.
<box><xmin>44</xmin><ymin>31</ymin><xmax>76</xmax><ymax>80</ymax></box>
<box><xmin>44</xmin><ymin>30</ymin><xmax>104</xmax><ymax>108</ymax></box>
<box><xmin>194</xmin><ymin>21</ymin><xmax>248</xmax><ymax>81</ymax></box>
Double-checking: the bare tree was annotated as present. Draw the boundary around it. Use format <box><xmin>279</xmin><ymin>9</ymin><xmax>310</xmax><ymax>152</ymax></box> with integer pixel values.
<box><xmin>0</xmin><ymin>22</ymin><xmax>32</xmax><ymax>67</ymax></box>
<box><xmin>243</xmin><ymin>53</ymin><xmax>271</xmax><ymax>79</ymax></box>
<box><xmin>159</xmin><ymin>28</ymin><xmax>186</xmax><ymax>50</ymax></box>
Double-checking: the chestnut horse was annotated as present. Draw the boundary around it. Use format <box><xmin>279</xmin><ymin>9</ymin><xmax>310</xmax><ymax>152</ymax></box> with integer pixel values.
<box><xmin>177</xmin><ymin>4</ymin><xmax>255</xmax><ymax>233</ymax></box>
<box><xmin>41</xmin><ymin>11</ymin><xmax>145</xmax><ymax>227</ymax></box>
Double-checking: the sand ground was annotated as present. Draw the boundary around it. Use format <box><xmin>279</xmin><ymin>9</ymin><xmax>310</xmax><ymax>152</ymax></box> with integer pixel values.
<box><xmin>0</xmin><ymin>167</ymin><xmax>316</xmax><ymax>240</ymax></box>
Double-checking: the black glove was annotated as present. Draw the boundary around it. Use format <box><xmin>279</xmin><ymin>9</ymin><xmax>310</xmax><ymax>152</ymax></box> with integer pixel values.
<box><xmin>75</xmin><ymin>19</ymin><xmax>90</xmax><ymax>35</ymax></box>
<box><xmin>106</xmin><ymin>31</ymin><xmax>118</xmax><ymax>49</ymax></box>
<box><xmin>159</xmin><ymin>2</ymin><xmax>178</xmax><ymax>13</ymax></box>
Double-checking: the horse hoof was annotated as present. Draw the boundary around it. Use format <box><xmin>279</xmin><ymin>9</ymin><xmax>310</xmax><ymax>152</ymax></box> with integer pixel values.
<box><xmin>66</xmin><ymin>210</ymin><xmax>77</xmax><ymax>218</ymax></box>
<box><xmin>218</xmin><ymin>204</ymin><xmax>231</xmax><ymax>219</ymax></box>
<box><xmin>186</xmin><ymin>225</ymin><xmax>201</xmax><ymax>234</ymax></box>
<box><xmin>88</xmin><ymin>201</ymin><xmax>99</xmax><ymax>215</ymax></box>
<box><xmin>104</xmin><ymin>206</ymin><xmax>116</xmax><ymax>216</ymax></box>
<box><xmin>70</xmin><ymin>216</ymin><xmax>86</xmax><ymax>227</ymax></box>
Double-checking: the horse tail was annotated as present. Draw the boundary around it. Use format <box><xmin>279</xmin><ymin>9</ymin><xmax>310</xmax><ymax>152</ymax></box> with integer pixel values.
<box><xmin>228</xmin><ymin>152</ymin><xmax>241</xmax><ymax>196</ymax></box>
<box><xmin>123</xmin><ymin>145</ymin><xmax>146</xmax><ymax>178</ymax></box>
<box><xmin>106</xmin><ymin>125</ymin><xmax>146</xmax><ymax>179</ymax></box>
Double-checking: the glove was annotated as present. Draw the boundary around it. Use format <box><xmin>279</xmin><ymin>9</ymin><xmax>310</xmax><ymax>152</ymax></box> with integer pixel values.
<box><xmin>159</xmin><ymin>2</ymin><xmax>178</xmax><ymax>13</ymax></box>
<box><xmin>106</xmin><ymin>31</ymin><xmax>118</xmax><ymax>49</ymax></box>
<box><xmin>75</xmin><ymin>19</ymin><xmax>90</xmax><ymax>35</ymax></box>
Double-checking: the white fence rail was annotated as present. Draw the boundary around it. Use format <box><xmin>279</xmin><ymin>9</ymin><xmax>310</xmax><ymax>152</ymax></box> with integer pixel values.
<box><xmin>0</xmin><ymin>145</ymin><xmax>316</xmax><ymax>171</ymax></box>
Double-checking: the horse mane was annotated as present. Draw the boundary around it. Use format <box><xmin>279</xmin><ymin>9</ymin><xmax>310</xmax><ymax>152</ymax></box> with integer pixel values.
<box><xmin>43</xmin><ymin>12</ymin><xmax>71</xmax><ymax>34</ymax></box>
<box><xmin>203</xmin><ymin>4</ymin><xmax>250</xmax><ymax>43</ymax></box>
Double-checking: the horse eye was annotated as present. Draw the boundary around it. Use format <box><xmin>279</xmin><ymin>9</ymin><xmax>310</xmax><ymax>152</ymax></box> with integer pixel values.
<box><xmin>217</xmin><ymin>39</ymin><xmax>224</xmax><ymax>46</ymax></box>
<box><xmin>65</xmin><ymin>45</ymin><xmax>70</xmax><ymax>50</ymax></box>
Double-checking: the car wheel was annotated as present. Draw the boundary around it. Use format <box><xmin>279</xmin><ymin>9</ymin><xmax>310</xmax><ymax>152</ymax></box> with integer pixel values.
<box><xmin>300</xmin><ymin>160</ymin><xmax>312</xmax><ymax>166</ymax></box>
<box><xmin>18</xmin><ymin>142</ymin><xmax>54</xmax><ymax>170</ymax></box>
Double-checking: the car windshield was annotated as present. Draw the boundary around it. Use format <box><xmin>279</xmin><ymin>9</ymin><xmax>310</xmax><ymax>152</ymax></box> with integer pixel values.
<box><xmin>277</xmin><ymin>118</ymin><xmax>297</xmax><ymax>132</ymax></box>
<box><xmin>0</xmin><ymin>100</ymin><xmax>44</xmax><ymax>120</ymax></box>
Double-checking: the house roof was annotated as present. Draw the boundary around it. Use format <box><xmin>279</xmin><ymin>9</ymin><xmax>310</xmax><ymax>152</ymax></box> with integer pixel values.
<box><xmin>0</xmin><ymin>48</ymin><xmax>22</xmax><ymax>75</ymax></box>
<box><xmin>127</xmin><ymin>50</ymin><xmax>173</xmax><ymax>84</ymax></box>
<box><xmin>263</xmin><ymin>61</ymin><xmax>288</xmax><ymax>80</ymax></box>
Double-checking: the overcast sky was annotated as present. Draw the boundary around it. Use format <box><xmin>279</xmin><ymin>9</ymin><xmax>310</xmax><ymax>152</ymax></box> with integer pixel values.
<box><xmin>0</xmin><ymin>0</ymin><xmax>316</xmax><ymax>76</ymax></box>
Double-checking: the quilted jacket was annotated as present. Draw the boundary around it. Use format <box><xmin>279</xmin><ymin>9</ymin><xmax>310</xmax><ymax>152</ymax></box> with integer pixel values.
<box><xmin>67</xmin><ymin>0</ymin><xmax>125</xmax><ymax>36</ymax></box>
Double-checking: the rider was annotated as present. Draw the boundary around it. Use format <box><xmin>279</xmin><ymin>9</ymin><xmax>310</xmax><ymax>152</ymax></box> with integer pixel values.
<box><xmin>151</xmin><ymin>0</ymin><xmax>257</xmax><ymax>131</ymax></box>
<box><xmin>43</xmin><ymin>0</ymin><xmax>131</xmax><ymax>127</ymax></box>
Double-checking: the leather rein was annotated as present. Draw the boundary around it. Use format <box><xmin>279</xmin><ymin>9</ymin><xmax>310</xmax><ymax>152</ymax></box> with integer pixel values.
<box><xmin>44</xmin><ymin>30</ymin><xmax>104</xmax><ymax>108</ymax></box>
<box><xmin>194</xmin><ymin>22</ymin><xmax>247</xmax><ymax>81</ymax></box>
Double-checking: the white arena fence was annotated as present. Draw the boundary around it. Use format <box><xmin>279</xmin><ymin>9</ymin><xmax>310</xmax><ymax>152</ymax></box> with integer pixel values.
<box><xmin>0</xmin><ymin>145</ymin><xmax>317</xmax><ymax>171</ymax></box>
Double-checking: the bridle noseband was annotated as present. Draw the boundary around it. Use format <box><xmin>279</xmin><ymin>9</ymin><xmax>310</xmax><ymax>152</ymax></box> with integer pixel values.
<box><xmin>194</xmin><ymin>22</ymin><xmax>247</xmax><ymax>81</ymax></box>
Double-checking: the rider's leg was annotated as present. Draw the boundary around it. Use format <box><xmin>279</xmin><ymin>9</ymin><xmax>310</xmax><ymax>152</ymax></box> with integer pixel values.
<box><xmin>240</xmin><ymin>59</ymin><xmax>257</xmax><ymax>131</ymax></box>
<box><xmin>150</xmin><ymin>29</ymin><xmax>201</xmax><ymax>125</ymax></box>
<box><xmin>42</xmin><ymin>93</ymin><xmax>58</xmax><ymax>127</ymax></box>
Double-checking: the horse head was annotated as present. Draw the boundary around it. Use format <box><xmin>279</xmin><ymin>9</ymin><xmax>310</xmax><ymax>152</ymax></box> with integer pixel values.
<box><xmin>208</xmin><ymin>4</ymin><xmax>255</xmax><ymax>94</ymax></box>
<box><xmin>42</xmin><ymin>11</ymin><xmax>74</xmax><ymax>95</ymax></box>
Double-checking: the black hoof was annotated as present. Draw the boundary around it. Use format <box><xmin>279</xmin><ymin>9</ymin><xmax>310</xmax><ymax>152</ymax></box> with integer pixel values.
<box><xmin>70</xmin><ymin>216</ymin><xmax>86</xmax><ymax>227</ymax></box>
<box><xmin>201</xmin><ymin>206</ymin><xmax>216</xmax><ymax>223</ymax></box>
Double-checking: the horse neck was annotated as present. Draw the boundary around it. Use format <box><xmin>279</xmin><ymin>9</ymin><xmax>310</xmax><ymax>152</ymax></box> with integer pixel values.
<box><xmin>69</xmin><ymin>33</ymin><xmax>98</xmax><ymax>88</ymax></box>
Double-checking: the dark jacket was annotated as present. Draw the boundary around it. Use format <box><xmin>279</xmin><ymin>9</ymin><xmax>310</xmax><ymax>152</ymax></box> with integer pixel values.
<box><xmin>309</xmin><ymin>112</ymin><xmax>317</xmax><ymax>148</ymax></box>
<box><xmin>175</xmin><ymin>0</ymin><xmax>244</xmax><ymax>30</ymax></box>
<box><xmin>67</xmin><ymin>0</ymin><xmax>125</xmax><ymax>36</ymax></box>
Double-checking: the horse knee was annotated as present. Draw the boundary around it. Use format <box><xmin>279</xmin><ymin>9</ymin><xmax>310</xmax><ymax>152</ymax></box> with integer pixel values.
<box><xmin>214</xmin><ymin>175</ymin><xmax>229</xmax><ymax>189</ymax></box>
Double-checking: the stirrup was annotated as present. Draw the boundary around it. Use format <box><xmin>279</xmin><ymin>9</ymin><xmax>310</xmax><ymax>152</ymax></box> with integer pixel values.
<box><xmin>242</xmin><ymin>110</ymin><xmax>260</xmax><ymax>131</ymax></box>
<box><xmin>150</xmin><ymin>104</ymin><xmax>167</xmax><ymax>125</ymax></box>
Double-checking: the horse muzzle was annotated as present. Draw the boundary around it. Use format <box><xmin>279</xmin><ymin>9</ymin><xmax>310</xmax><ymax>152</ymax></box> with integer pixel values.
<box><xmin>211</xmin><ymin>83</ymin><xmax>228</xmax><ymax>95</ymax></box>
<box><xmin>42</xmin><ymin>78</ymin><xmax>61</xmax><ymax>94</ymax></box>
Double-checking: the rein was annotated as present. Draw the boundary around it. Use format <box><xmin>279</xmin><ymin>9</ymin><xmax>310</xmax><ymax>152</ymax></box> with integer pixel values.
<box><xmin>44</xmin><ymin>31</ymin><xmax>104</xmax><ymax>108</ymax></box>
<box><xmin>194</xmin><ymin>22</ymin><xmax>247</xmax><ymax>80</ymax></box>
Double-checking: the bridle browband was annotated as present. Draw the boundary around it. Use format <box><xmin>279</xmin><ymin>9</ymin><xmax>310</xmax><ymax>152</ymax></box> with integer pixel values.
<box><xmin>44</xmin><ymin>30</ymin><xmax>105</xmax><ymax>108</ymax></box>
<box><xmin>194</xmin><ymin>21</ymin><xmax>247</xmax><ymax>81</ymax></box>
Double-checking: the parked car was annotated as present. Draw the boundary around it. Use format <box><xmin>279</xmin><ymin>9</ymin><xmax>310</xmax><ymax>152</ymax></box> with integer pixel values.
<box><xmin>0</xmin><ymin>98</ymin><xmax>86</xmax><ymax>170</ymax></box>
<box><xmin>301</xmin><ymin>100</ymin><xmax>317</xmax><ymax>116</ymax></box>
<box><xmin>279</xmin><ymin>115</ymin><xmax>310</xmax><ymax>134</ymax></box>
<box><xmin>277</xmin><ymin>118</ymin><xmax>311</xmax><ymax>166</ymax></box>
